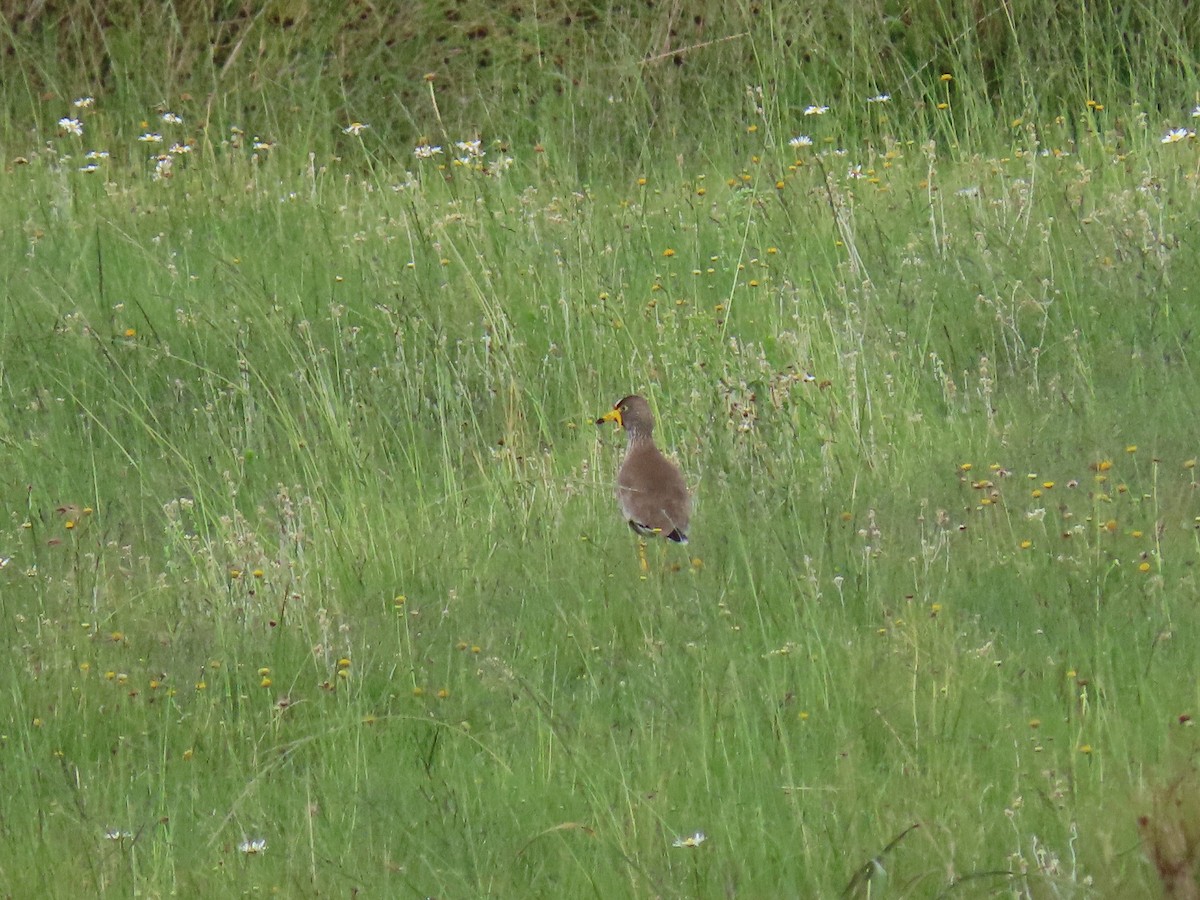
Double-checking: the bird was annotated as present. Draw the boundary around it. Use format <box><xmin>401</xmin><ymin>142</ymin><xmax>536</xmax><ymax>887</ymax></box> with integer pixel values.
<box><xmin>596</xmin><ymin>395</ymin><xmax>691</xmax><ymax>546</ymax></box>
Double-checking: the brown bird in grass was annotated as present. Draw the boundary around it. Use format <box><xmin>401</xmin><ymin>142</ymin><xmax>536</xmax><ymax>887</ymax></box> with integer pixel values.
<box><xmin>596</xmin><ymin>395</ymin><xmax>690</xmax><ymax>544</ymax></box>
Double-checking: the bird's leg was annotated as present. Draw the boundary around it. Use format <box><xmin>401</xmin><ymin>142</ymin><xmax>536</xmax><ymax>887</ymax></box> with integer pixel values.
<box><xmin>637</xmin><ymin>538</ymin><xmax>649</xmax><ymax>573</ymax></box>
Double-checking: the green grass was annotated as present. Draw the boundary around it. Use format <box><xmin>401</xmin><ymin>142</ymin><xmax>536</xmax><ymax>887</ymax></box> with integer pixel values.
<box><xmin>2</xmin><ymin>2</ymin><xmax>1200</xmax><ymax>896</ymax></box>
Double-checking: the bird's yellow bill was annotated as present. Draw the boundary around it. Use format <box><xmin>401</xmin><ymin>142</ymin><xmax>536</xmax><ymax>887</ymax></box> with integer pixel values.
<box><xmin>595</xmin><ymin>408</ymin><xmax>623</xmax><ymax>427</ymax></box>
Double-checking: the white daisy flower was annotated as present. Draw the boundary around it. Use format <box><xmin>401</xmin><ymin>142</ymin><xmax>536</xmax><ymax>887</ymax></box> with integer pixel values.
<box><xmin>672</xmin><ymin>831</ymin><xmax>706</xmax><ymax>848</ymax></box>
<box><xmin>58</xmin><ymin>117</ymin><xmax>83</xmax><ymax>136</ymax></box>
<box><xmin>804</xmin><ymin>105</ymin><xmax>829</xmax><ymax>116</ymax></box>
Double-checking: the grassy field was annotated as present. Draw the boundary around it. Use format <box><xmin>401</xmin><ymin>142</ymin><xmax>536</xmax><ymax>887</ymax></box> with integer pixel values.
<box><xmin>3</xmin><ymin>2</ymin><xmax>1200</xmax><ymax>896</ymax></box>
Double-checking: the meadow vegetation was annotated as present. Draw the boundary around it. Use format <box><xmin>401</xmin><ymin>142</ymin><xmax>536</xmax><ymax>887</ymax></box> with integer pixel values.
<box><xmin>2</xmin><ymin>1</ymin><xmax>1200</xmax><ymax>895</ymax></box>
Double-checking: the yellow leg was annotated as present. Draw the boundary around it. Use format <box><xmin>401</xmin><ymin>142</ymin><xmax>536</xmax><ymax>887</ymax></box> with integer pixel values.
<box><xmin>637</xmin><ymin>539</ymin><xmax>649</xmax><ymax>573</ymax></box>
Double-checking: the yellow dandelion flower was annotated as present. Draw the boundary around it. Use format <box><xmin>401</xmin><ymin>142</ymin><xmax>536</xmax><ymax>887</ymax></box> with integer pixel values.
<box><xmin>1019</xmin><ymin>540</ymin><xmax>1032</xmax><ymax>549</ymax></box>
<box><xmin>940</xmin><ymin>73</ymin><xmax>954</xmax><ymax>81</ymax></box>
<box><xmin>662</xmin><ymin>248</ymin><xmax>675</xmax><ymax>257</ymax></box>
<box><xmin>1126</xmin><ymin>445</ymin><xmax>1137</xmax><ymax>453</ymax></box>
<box><xmin>1138</xmin><ymin>561</ymin><xmax>1152</xmax><ymax>573</ymax></box>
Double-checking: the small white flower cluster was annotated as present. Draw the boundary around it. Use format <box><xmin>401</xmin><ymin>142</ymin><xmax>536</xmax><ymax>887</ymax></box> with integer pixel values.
<box><xmin>412</xmin><ymin>138</ymin><xmax>513</xmax><ymax>176</ymax></box>
<box><xmin>56</xmin><ymin>97</ymin><xmax>111</xmax><ymax>172</ymax></box>
<box><xmin>148</xmin><ymin>113</ymin><xmax>190</xmax><ymax>180</ymax></box>
<box><xmin>787</xmin><ymin>93</ymin><xmax>889</xmax><ymax>156</ymax></box>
